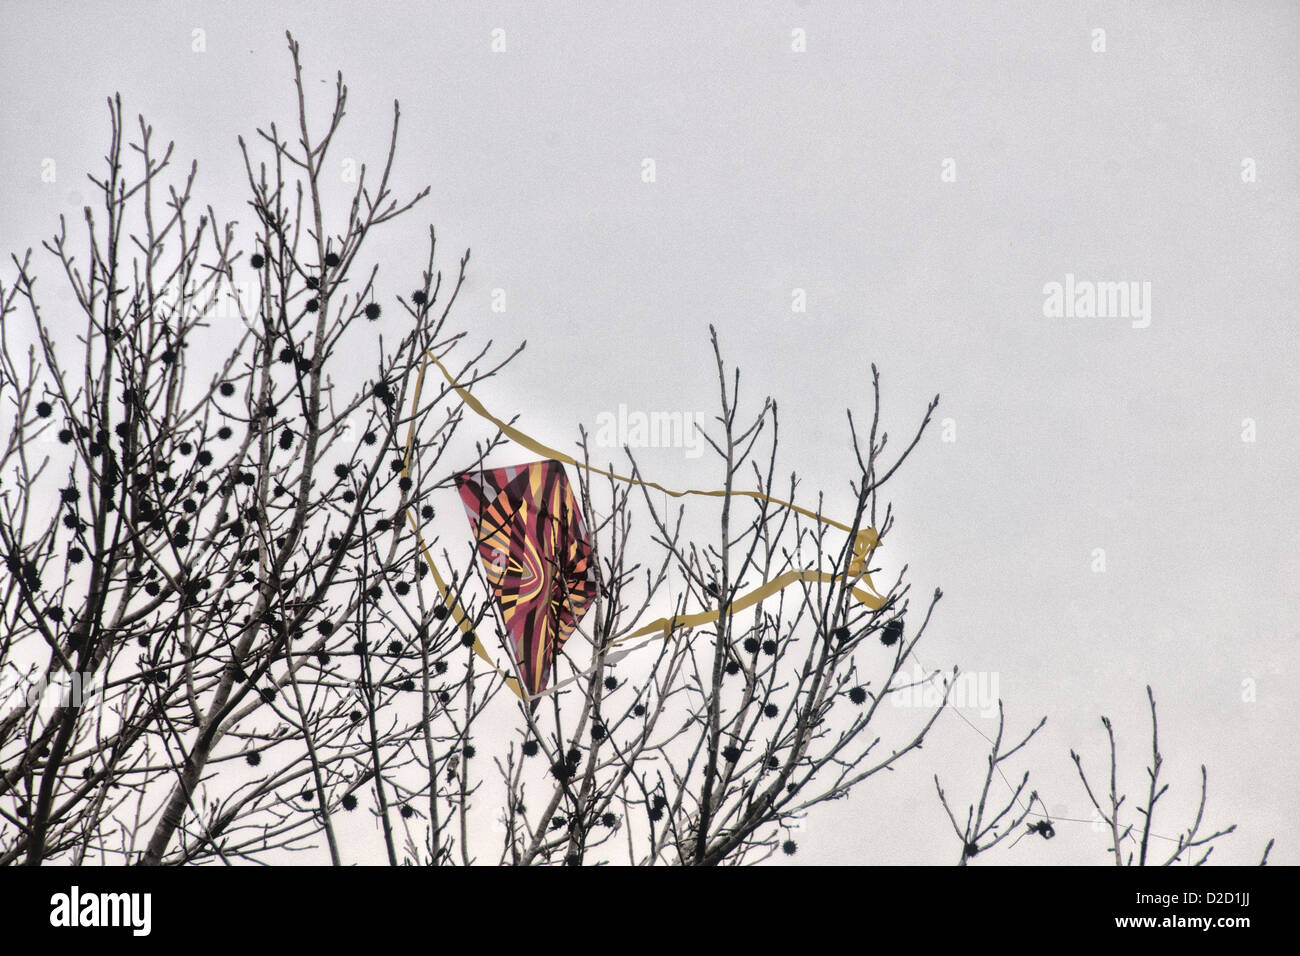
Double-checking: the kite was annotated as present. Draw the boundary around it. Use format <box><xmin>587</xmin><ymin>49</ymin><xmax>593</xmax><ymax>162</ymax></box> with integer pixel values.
<box><xmin>453</xmin><ymin>460</ymin><xmax>600</xmax><ymax>703</ymax></box>
<box><xmin>401</xmin><ymin>352</ymin><xmax>886</xmax><ymax>706</ymax></box>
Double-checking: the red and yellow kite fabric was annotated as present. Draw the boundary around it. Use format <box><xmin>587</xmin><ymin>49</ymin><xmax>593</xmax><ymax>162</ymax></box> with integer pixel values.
<box><xmin>453</xmin><ymin>460</ymin><xmax>600</xmax><ymax>701</ymax></box>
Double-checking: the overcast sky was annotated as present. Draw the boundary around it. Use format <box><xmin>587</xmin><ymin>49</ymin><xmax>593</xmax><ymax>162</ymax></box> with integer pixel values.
<box><xmin>2</xmin><ymin>1</ymin><xmax>1296</xmax><ymax>865</ymax></box>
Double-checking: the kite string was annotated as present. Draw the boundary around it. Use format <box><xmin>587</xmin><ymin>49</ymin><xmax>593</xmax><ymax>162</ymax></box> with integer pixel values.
<box><xmin>912</xmin><ymin>651</ymin><xmax>1194</xmax><ymax>851</ymax></box>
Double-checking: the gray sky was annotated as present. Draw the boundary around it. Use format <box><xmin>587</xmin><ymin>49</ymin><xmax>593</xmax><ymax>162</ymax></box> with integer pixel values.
<box><xmin>2</xmin><ymin>1</ymin><xmax>1296</xmax><ymax>864</ymax></box>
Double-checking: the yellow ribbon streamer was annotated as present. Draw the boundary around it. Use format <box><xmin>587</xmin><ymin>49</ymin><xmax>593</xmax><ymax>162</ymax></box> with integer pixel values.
<box><xmin>401</xmin><ymin>351</ymin><xmax>884</xmax><ymax>702</ymax></box>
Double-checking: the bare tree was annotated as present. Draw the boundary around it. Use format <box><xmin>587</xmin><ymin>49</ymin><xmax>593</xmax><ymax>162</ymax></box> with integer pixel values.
<box><xmin>475</xmin><ymin>342</ymin><xmax>947</xmax><ymax>866</ymax></box>
<box><xmin>1070</xmin><ymin>685</ymin><xmax>1267</xmax><ymax>866</ymax></box>
<box><xmin>935</xmin><ymin>702</ymin><xmax>1051</xmax><ymax>865</ymax></box>
<box><xmin>1</xmin><ymin>35</ymin><xmax>948</xmax><ymax>866</ymax></box>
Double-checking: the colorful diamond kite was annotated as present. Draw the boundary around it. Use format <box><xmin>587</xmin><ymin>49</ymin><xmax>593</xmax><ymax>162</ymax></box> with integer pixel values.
<box><xmin>453</xmin><ymin>460</ymin><xmax>600</xmax><ymax>701</ymax></box>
